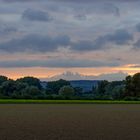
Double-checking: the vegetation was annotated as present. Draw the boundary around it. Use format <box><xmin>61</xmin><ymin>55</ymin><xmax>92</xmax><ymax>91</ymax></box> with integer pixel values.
<box><xmin>46</xmin><ymin>79</ymin><xmax>70</xmax><ymax>94</ymax></box>
<box><xmin>59</xmin><ymin>85</ymin><xmax>75</xmax><ymax>99</ymax></box>
<box><xmin>125</xmin><ymin>73</ymin><xmax>140</xmax><ymax>97</ymax></box>
<box><xmin>0</xmin><ymin>99</ymin><xmax>140</xmax><ymax>104</ymax></box>
<box><xmin>0</xmin><ymin>73</ymin><xmax>140</xmax><ymax>101</ymax></box>
<box><xmin>93</xmin><ymin>80</ymin><xmax>125</xmax><ymax>100</ymax></box>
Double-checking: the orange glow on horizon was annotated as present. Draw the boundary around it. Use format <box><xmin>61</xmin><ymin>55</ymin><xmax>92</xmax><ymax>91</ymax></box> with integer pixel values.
<box><xmin>0</xmin><ymin>64</ymin><xmax>139</xmax><ymax>80</ymax></box>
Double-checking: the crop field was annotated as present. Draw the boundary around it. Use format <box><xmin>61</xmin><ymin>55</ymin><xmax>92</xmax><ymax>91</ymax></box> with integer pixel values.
<box><xmin>0</xmin><ymin>104</ymin><xmax>140</xmax><ymax>140</ymax></box>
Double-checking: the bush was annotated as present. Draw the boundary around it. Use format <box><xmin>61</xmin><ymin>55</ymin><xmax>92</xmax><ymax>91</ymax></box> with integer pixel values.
<box><xmin>22</xmin><ymin>86</ymin><xmax>42</xmax><ymax>99</ymax></box>
<box><xmin>124</xmin><ymin>96</ymin><xmax>140</xmax><ymax>101</ymax></box>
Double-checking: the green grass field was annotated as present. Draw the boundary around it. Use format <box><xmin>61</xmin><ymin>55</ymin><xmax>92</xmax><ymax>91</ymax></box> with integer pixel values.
<box><xmin>0</xmin><ymin>99</ymin><xmax>140</xmax><ymax>104</ymax></box>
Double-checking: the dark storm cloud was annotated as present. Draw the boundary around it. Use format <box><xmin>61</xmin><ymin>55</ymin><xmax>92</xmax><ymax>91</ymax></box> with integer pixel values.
<box><xmin>0</xmin><ymin>59</ymin><xmax>119</xmax><ymax>68</ymax></box>
<box><xmin>22</xmin><ymin>9</ymin><xmax>52</xmax><ymax>22</ymax></box>
<box><xmin>71</xmin><ymin>29</ymin><xmax>133</xmax><ymax>51</ymax></box>
<box><xmin>0</xmin><ymin>34</ymin><xmax>70</xmax><ymax>53</ymax></box>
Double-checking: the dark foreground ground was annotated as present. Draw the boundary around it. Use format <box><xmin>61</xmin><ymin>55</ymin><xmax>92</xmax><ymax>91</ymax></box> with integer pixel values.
<box><xmin>0</xmin><ymin>104</ymin><xmax>140</xmax><ymax>140</ymax></box>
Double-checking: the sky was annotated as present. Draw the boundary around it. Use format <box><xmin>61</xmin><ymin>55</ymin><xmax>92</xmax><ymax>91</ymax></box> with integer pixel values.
<box><xmin>0</xmin><ymin>0</ymin><xmax>140</xmax><ymax>79</ymax></box>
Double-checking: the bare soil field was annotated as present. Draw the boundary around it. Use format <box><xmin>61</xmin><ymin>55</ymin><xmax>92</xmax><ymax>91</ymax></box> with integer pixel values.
<box><xmin>0</xmin><ymin>104</ymin><xmax>140</xmax><ymax>140</ymax></box>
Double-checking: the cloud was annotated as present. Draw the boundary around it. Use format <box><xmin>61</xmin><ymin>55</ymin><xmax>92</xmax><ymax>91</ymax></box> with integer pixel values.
<box><xmin>45</xmin><ymin>71</ymin><xmax>128</xmax><ymax>81</ymax></box>
<box><xmin>71</xmin><ymin>40</ymin><xmax>99</xmax><ymax>51</ymax></box>
<box><xmin>69</xmin><ymin>2</ymin><xmax>120</xmax><ymax>18</ymax></box>
<box><xmin>74</xmin><ymin>14</ymin><xmax>87</xmax><ymax>20</ymax></box>
<box><xmin>0</xmin><ymin>24</ymin><xmax>17</xmax><ymax>35</ymax></box>
<box><xmin>0</xmin><ymin>29</ymin><xmax>133</xmax><ymax>53</ymax></box>
<box><xmin>129</xmin><ymin>64</ymin><xmax>140</xmax><ymax>68</ymax></box>
<box><xmin>0</xmin><ymin>28</ymin><xmax>133</xmax><ymax>53</ymax></box>
<box><xmin>102</xmin><ymin>3</ymin><xmax>120</xmax><ymax>17</ymax></box>
<box><xmin>106</xmin><ymin>29</ymin><xmax>133</xmax><ymax>45</ymax></box>
<box><xmin>0</xmin><ymin>34</ymin><xmax>71</xmax><ymax>53</ymax></box>
<box><xmin>52</xmin><ymin>0</ymin><xmax>139</xmax><ymax>3</ymax></box>
<box><xmin>71</xmin><ymin>29</ymin><xmax>133</xmax><ymax>51</ymax></box>
<box><xmin>1</xmin><ymin>0</ymin><xmax>139</xmax><ymax>2</ymax></box>
<box><xmin>1</xmin><ymin>0</ymin><xmax>38</xmax><ymax>2</ymax></box>
<box><xmin>0</xmin><ymin>59</ymin><xmax>119</xmax><ymax>68</ymax></box>
<box><xmin>136</xmin><ymin>23</ymin><xmax>140</xmax><ymax>32</ymax></box>
<box><xmin>22</xmin><ymin>9</ymin><xmax>52</xmax><ymax>22</ymax></box>
<box><xmin>133</xmin><ymin>39</ymin><xmax>140</xmax><ymax>49</ymax></box>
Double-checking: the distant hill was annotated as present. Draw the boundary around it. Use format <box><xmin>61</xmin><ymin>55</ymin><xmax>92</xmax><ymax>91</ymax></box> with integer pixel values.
<box><xmin>70</xmin><ymin>80</ymin><xmax>99</xmax><ymax>92</ymax></box>
<box><xmin>40</xmin><ymin>71</ymin><xmax>128</xmax><ymax>82</ymax></box>
<box><xmin>40</xmin><ymin>71</ymin><xmax>128</xmax><ymax>92</ymax></box>
<box><xmin>41</xmin><ymin>80</ymin><xmax>100</xmax><ymax>92</ymax></box>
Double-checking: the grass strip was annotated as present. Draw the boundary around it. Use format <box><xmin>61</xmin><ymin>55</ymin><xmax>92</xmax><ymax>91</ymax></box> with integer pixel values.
<box><xmin>0</xmin><ymin>99</ymin><xmax>140</xmax><ymax>104</ymax></box>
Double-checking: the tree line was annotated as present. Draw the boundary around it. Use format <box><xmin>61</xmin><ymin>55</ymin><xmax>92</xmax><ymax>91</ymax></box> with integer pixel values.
<box><xmin>0</xmin><ymin>73</ymin><xmax>140</xmax><ymax>100</ymax></box>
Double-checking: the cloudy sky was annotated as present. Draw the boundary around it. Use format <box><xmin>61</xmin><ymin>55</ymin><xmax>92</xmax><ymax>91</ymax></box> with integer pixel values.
<box><xmin>0</xmin><ymin>0</ymin><xmax>140</xmax><ymax>79</ymax></box>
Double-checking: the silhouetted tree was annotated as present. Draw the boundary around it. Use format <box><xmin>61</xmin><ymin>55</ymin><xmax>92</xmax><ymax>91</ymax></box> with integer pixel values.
<box><xmin>125</xmin><ymin>73</ymin><xmax>140</xmax><ymax>97</ymax></box>
<box><xmin>17</xmin><ymin>76</ymin><xmax>42</xmax><ymax>90</ymax></box>
<box><xmin>22</xmin><ymin>86</ymin><xmax>42</xmax><ymax>99</ymax></box>
<box><xmin>0</xmin><ymin>76</ymin><xmax>8</xmax><ymax>85</ymax></box>
<box><xmin>96</xmin><ymin>80</ymin><xmax>109</xmax><ymax>96</ymax></box>
<box><xmin>0</xmin><ymin>80</ymin><xmax>16</xmax><ymax>97</ymax></box>
<box><xmin>59</xmin><ymin>85</ymin><xmax>75</xmax><ymax>99</ymax></box>
<box><xmin>47</xmin><ymin>79</ymin><xmax>70</xmax><ymax>94</ymax></box>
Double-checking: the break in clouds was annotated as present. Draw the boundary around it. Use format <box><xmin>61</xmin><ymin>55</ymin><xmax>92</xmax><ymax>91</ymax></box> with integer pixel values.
<box><xmin>0</xmin><ymin>0</ymin><xmax>139</xmax><ymax>70</ymax></box>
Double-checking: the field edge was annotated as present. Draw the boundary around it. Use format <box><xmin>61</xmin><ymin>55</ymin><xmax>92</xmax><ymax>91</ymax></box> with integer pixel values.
<box><xmin>0</xmin><ymin>99</ymin><xmax>140</xmax><ymax>104</ymax></box>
